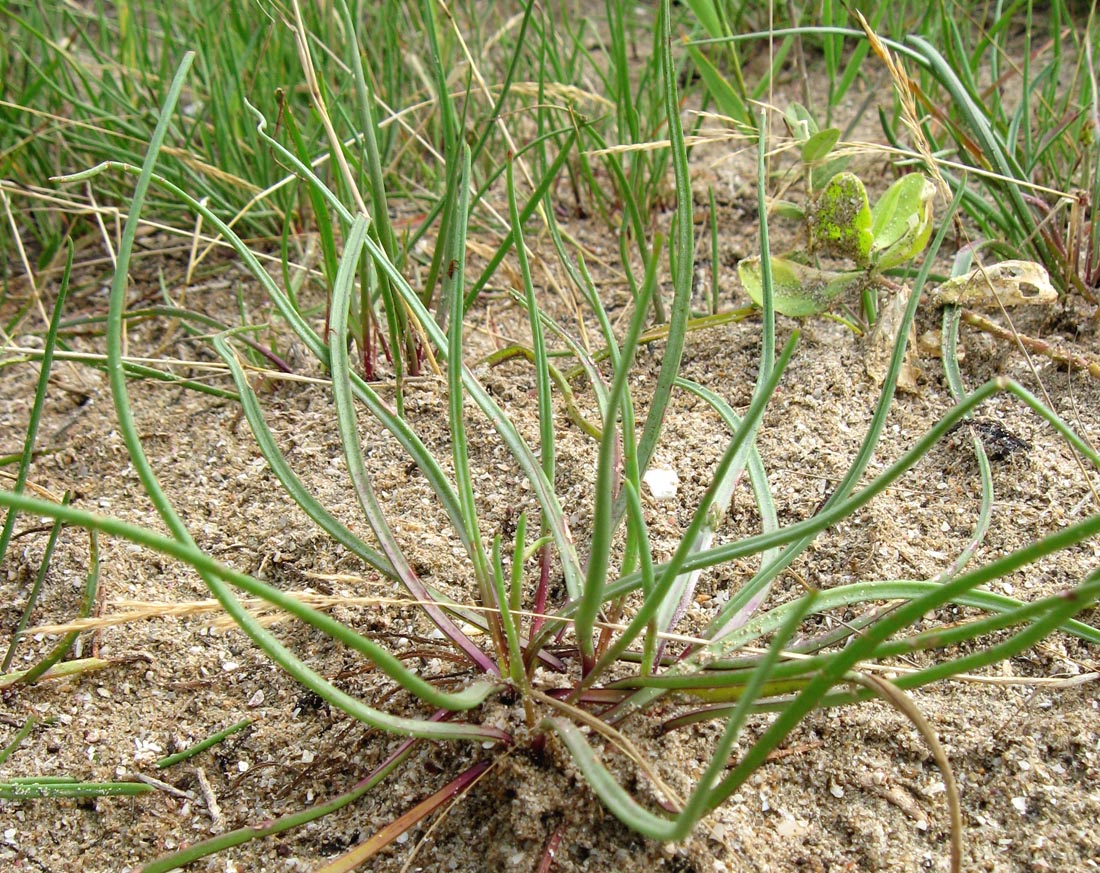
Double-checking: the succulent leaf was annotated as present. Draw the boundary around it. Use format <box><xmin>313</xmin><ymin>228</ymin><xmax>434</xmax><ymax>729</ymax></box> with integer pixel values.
<box><xmin>808</xmin><ymin>171</ymin><xmax>873</xmax><ymax>266</ymax></box>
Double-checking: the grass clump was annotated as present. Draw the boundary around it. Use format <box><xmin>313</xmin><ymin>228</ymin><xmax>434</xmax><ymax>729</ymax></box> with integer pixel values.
<box><xmin>1</xmin><ymin>2</ymin><xmax>1099</xmax><ymax>870</ymax></box>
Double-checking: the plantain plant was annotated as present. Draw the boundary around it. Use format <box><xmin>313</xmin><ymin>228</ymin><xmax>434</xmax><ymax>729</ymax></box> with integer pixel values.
<box><xmin>739</xmin><ymin>168</ymin><xmax>935</xmax><ymax>318</ymax></box>
<box><xmin>3</xmin><ymin>3</ymin><xmax>1100</xmax><ymax>871</ymax></box>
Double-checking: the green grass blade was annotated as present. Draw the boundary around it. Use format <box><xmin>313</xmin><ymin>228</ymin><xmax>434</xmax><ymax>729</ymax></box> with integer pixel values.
<box><xmin>15</xmin><ymin>527</ymin><xmax>98</xmax><ymax>686</ymax></box>
<box><xmin>575</xmin><ymin>237</ymin><xmax>658</xmax><ymax>672</ymax></box>
<box><xmin>670</xmin><ymin>590</ymin><xmax>819</xmax><ymax>837</ymax></box>
<box><xmin>59</xmin><ymin>156</ymin><xmax>471</xmax><ymax>559</ymax></box>
<box><xmin>142</xmin><ymin>725</ymin><xmax>431</xmax><ymax>872</ymax></box>
<box><xmin>90</xmin><ymin>57</ymin><xmax>501</xmax><ymax>739</ymax></box>
<box><xmin>906</xmin><ymin>35</ymin><xmax>1056</xmax><ymax>276</ymax></box>
<box><xmin>444</xmin><ymin>144</ymin><xmax>503</xmax><ymax>655</ymax></box>
<box><xmin>583</xmin><ymin>370</ymin><xmax>1100</xmax><ymax>606</ymax></box>
<box><xmin>706</xmin><ymin>181</ymin><xmax>966</xmax><ymax>639</ymax></box>
<box><xmin>211</xmin><ymin>334</ymin><xmax>393</xmax><ymax>578</ymax></box>
<box><xmin>155</xmin><ymin>717</ymin><xmax>253</xmax><ymax>769</ymax></box>
<box><xmin>0</xmin><ymin>240</ymin><xmax>72</xmax><ymax>567</ymax></box>
<box><xmin>465</xmin><ymin>128</ymin><xmax>578</xmax><ymax>308</ymax></box>
<box><xmin>0</xmin><ymin>717</ymin><xmax>39</xmax><ymax>767</ymax></box>
<box><xmin>329</xmin><ymin>215</ymin><xmax>497</xmax><ymax>674</ymax></box>
<box><xmin>634</xmin><ymin>0</ymin><xmax>694</xmax><ymax>478</ymax></box>
<box><xmin>508</xmin><ymin>156</ymin><xmax>555</xmax><ymax>502</ymax></box>
<box><xmin>0</xmin><ymin>489</ymin><xmax>505</xmax><ymax>737</ymax></box>
<box><xmin>579</xmin><ymin>334</ymin><xmax>800</xmax><ymax>687</ymax></box>
<box><xmin>233</xmin><ymin>105</ymin><xmax>587</xmax><ymax>602</ymax></box>
<box><xmin>1</xmin><ymin>493</ymin><xmax>69</xmax><ymax>673</ymax></box>
<box><xmin>0</xmin><ymin>779</ymin><xmax>153</xmax><ymax>799</ymax></box>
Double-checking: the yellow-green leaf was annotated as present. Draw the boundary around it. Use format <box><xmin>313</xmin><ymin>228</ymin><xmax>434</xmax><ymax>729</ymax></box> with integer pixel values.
<box><xmin>870</xmin><ymin>173</ymin><xmax>935</xmax><ymax>269</ymax></box>
<box><xmin>738</xmin><ymin>256</ymin><xmax>865</xmax><ymax>317</ymax></box>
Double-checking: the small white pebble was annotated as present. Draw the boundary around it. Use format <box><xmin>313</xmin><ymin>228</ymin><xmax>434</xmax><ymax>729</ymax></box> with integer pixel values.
<box><xmin>247</xmin><ymin>690</ymin><xmax>264</xmax><ymax>707</ymax></box>
<box><xmin>221</xmin><ymin>661</ymin><xmax>238</xmax><ymax>672</ymax></box>
<box><xmin>1011</xmin><ymin>796</ymin><xmax>1028</xmax><ymax>814</ymax></box>
<box><xmin>775</xmin><ymin>818</ymin><xmax>805</xmax><ymax>838</ymax></box>
<box><xmin>643</xmin><ymin>468</ymin><xmax>680</xmax><ymax>501</ymax></box>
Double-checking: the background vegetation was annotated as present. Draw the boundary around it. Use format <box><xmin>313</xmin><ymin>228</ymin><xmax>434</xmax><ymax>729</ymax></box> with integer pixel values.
<box><xmin>1</xmin><ymin>1</ymin><xmax>1098</xmax><ymax>869</ymax></box>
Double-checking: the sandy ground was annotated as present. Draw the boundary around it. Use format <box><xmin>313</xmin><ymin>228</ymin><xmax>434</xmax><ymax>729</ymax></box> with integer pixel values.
<box><xmin>2</xmin><ymin>100</ymin><xmax>1100</xmax><ymax>873</ymax></box>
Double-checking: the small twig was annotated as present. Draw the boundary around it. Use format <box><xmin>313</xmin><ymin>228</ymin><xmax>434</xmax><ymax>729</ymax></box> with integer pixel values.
<box><xmin>194</xmin><ymin>766</ymin><xmax>225</xmax><ymax>834</ymax></box>
<box><xmin>130</xmin><ymin>773</ymin><xmax>194</xmax><ymax>800</ymax></box>
<box><xmin>855</xmin><ymin>770</ymin><xmax>929</xmax><ymax>828</ymax></box>
<box><xmin>960</xmin><ymin>307</ymin><xmax>1100</xmax><ymax>378</ymax></box>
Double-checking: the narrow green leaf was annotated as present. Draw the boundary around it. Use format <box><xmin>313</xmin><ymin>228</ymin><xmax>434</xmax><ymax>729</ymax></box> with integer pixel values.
<box><xmin>0</xmin><ymin>240</ymin><xmax>73</xmax><ymax>569</ymax></box>
<box><xmin>156</xmin><ymin>718</ymin><xmax>253</xmax><ymax>769</ymax></box>
<box><xmin>634</xmin><ymin>0</ymin><xmax>695</xmax><ymax>476</ymax></box>
<box><xmin>330</xmin><ymin>216</ymin><xmax>498</xmax><ymax>675</ymax></box>
<box><xmin>686</xmin><ymin>44</ymin><xmax>748</xmax><ymax>123</ymax></box>
<box><xmin>0</xmin><ymin>779</ymin><xmax>153</xmax><ymax>799</ymax></box>
<box><xmin>683</xmin><ymin>0</ymin><xmax>723</xmax><ymax>39</ymax></box>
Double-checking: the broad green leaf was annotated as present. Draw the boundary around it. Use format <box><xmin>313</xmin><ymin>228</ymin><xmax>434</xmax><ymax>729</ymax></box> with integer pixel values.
<box><xmin>870</xmin><ymin>173</ymin><xmax>935</xmax><ymax>269</ymax></box>
<box><xmin>738</xmin><ymin>256</ymin><xmax>864</xmax><ymax>317</ymax></box>
<box><xmin>808</xmin><ymin>171</ymin><xmax>872</xmax><ymax>266</ymax></box>
<box><xmin>801</xmin><ymin>127</ymin><xmax>841</xmax><ymax>164</ymax></box>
